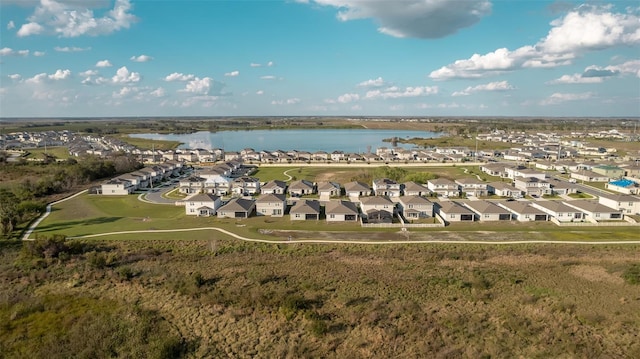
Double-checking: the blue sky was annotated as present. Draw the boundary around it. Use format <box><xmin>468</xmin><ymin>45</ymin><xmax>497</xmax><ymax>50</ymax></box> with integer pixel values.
<box><xmin>1</xmin><ymin>0</ymin><xmax>639</xmax><ymax>118</ymax></box>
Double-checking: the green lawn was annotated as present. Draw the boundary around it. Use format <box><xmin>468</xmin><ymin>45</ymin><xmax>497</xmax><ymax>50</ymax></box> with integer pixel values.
<box><xmin>24</xmin><ymin>146</ymin><xmax>70</xmax><ymax>160</ymax></box>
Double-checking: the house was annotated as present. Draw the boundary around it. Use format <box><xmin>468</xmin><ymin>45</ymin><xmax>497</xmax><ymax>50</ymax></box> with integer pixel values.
<box><xmin>514</xmin><ymin>177</ymin><xmax>550</xmax><ymax>197</ymax></box>
<box><xmin>217</xmin><ymin>198</ymin><xmax>255</xmax><ymax>219</ymax></box>
<box><xmin>530</xmin><ymin>201</ymin><xmax>583</xmax><ymax>222</ymax></box>
<box><xmin>480</xmin><ymin>163</ymin><xmax>510</xmax><ymax>178</ymax></box>
<box><xmin>402</xmin><ymin>181</ymin><xmax>429</xmax><ymax>196</ymax></box>
<box><xmin>606</xmin><ymin>179</ymin><xmax>639</xmax><ymax>195</ymax></box>
<box><xmin>464</xmin><ymin>200</ymin><xmax>512</xmax><ymax>221</ymax></box>
<box><xmin>397</xmin><ymin>196</ymin><xmax>433</xmax><ymax>220</ymax></box>
<box><xmin>290</xmin><ymin>199</ymin><xmax>321</xmax><ymax>220</ymax></box>
<box><xmin>563</xmin><ymin>200</ymin><xmax>623</xmax><ymax>221</ymax></box>
<box><xmin>101</xmin><ymin>178</ymin><xmax>135</xmax><ymax>195</ymax></box>
<box><xmin>548</xmin><ymin>179</ymin><xmax>578</xmax><ymax>195</ymax></box>
<box><xmin>288</xmin><ymin>180</ymin><xmax>316</xmax><ymax>197</ymax></box>
<box><xmin>591</xmin><ymin>165</ymin><xmax>624</xmax><ymax>179</ymax></box>
<box><xmin>570</xmin><ymin>170</ymin><xmax>609</xmax><ymax>183</ymax></box>
<box><xmin>623</xmin><ymin>165</ymin><xmax>640</xmax><ymax>178</ymax></box>
<box><xmin>505</xmin><ymin>167</ymin><xmax>546</xmax><ymax>180</ymax></box>
<box><xmin>344</xmin><ymin>181</ymin><xmax>371</xmax><ymax>198</ymax></box>
<box><xmin>331</xmin><ymin>151</ymin><xmax>345</xmax><ymax>162</ymax></box>
<box><xmin>426</xmin><ymin>178</ymin><xmax>459</xmax><ymax>197</ymax></box>
<box><xmin>598</xmin><ymin>193</ymin><xmax>640</xmax><ymax>215</ymax></box>
<box><xmin>487</xmin><ymin>182</ymin><xmax>521</xmax><ymax>198</ymax></box>
<box><xmin>372</xmin><ymin>178</ymin><xmax>402</xmax><ymax>197</ymax></box>
<box><xmin>261</xmin><ymin>180</ymin><xmax>287</xmax><ymax>194</ymax></box>
<box><xmin>116</xmin><ymin>173</ymin><xmax>147</xmax><ymax>190</ymax></box>
<box><xmin>178</xmin><ymin>176</ymin><xmax>206</xmax><ymax>194</ymax></box>
<box><xmin>325</xmin><ymin>200</ymin><xmax>359</xmax><ymax>222</ymax></box>
<box><xmin>203</xmin><ymin>176</ymin><xmax>231</xmax><ymax>196</ymax></box>
<box><xmin>436</xmin><ymin>201</ymin><xmax>475</xmax><ymax>222</ymax></box>
<box><xmin>498</xmin><ymin>201</ymin><xmax>549</xmax><ymax>222</ymax></box>
<box><xmin>184</xmin><ymin>193</ymin><xmax>221</xmax><ymax>216</ymax></box>
<box><xmin>455</xmin><ymin>178</ymin><xmax>488</xmax><ymax>197</ymax></box>
<box><xmin>255</xmin><ymin>193</ymin><xmax>287</xmax><ymax>217</ymax></box>
<box><xmin>316</xmin><ymin>181</ymin><xmax>342</xmax><ymax>198</ymax></box>
<box><xmin>360</xmin><ymin>196</ymin><xmax>395</xmax><ymax>223</ymax></box>
<box><xmin>232</xmin><ymin>176</ymin><xmax>260</xmax><ymax>195</ymax></box>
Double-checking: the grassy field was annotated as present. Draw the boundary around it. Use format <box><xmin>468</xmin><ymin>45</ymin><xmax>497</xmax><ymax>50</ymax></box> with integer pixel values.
<box><xmin>23</xmin><ymin>146</ymin><xmax>71</xmax><ymax>160</ymax></box>
<box><xmin>1</xmin><ymin>237</ymin><xmax>638</xmax><ymax>358</ymax></box>
<box><xmin>114</xmin><ymin>134</ymin><xmax>182</xmax><ymax>150</ymax></box>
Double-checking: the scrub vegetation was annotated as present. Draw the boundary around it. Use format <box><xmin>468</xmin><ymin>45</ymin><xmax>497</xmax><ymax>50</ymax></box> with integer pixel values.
<box><xmin>1</xmin><ymin>238</ymin><xmax>638</xmax><ymax>358</ymax></box>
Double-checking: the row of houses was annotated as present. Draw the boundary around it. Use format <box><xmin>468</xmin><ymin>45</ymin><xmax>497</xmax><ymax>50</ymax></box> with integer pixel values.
<box><xmin>183</xmin><ymin>191</ymin><xmax>639</xmax><ymax>225</ymax></box>
<box><xmin>100</xmin><ymin>161</ymin><xmax>186</xmax><ymax>195</ymax></box>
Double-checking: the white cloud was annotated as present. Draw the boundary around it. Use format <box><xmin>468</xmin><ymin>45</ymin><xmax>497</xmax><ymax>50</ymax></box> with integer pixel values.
<box><xmin>357</xmin><ymin>77</ymin><xmax>385</xmax><ymax>88</ymax></box>
<box><xmin>54</xmin><ymin>46</ymin><xmax>90</xmax><ymax>52</ymax></box>
<box><xmin>311</xmin><ymin>0</ymin><xmax>491</xmax><ymax>38</ymax></box>
<box><xmin>540</xmin><ymin>92</ymin><xmax>594</xmax><ymax>105</ymax></box>
<box><xmin>180</xmin><ymin>77</ymin><xmax>212</xmax><ymax>95</ymax></box>
<box><xmin>49</xmin><ymin>69</ymin><xmax>72</xmax><ymax>80</ymax></box>
<box><xmin>337</xmin><ymin>93</ymin><xmax>360</xmax><ymax>103</ymax></box>
<box><xmin>130</xmin><ymin>54</ymin><xmax>153</xmax><ymax>62</ymax></box>
<box><xmin>365</xmin><ymin>86</ymin><xmax>438</xmax><ymax>100</ymax></box>
<box><xmin>33</xmin><ymin>51</ymin><xmax>45</xmax><ymax>56</ymax></box>
<box><xmin>250</xmin><ymin>63</ymin><xmax>262</xmax><ymax>67</ymax></box>
<box><xmin>271</xmin><ymin>98</ymin><xmax>301</xmax><ymax>105</ymax></box>
<box><xmin>452</xmin><ymin>80</ymin><xmax>515</xmax><ymax>96</ymax></box>
<box><xmin>96</xmin><ymin>59</ymin><xmax>112</xmax><ymax>67</ymax></box>
<box><xmin>8</xmin><ymin>74</ymin><xmax>22</xmax><ymax>81</ymax></box>
<box><xmin>79</xmin><ymin>69</ymin><xmax>98</xmax><ymax>77</ymax></box>
<box><xmin>7</xmin><ymin>21</ymin><xmax>15</xmax><ymax>30</ymax></box>
<box><xmin>430</xmin><ymin>5</ymin><xmax>640</xmax><ymax>80</ymax></box>
<box><xmin>17</xmin><ymin>22</ymin><xmax>44</xmax><ymax>37</ymax></box>
<box><xmin>546</xmin><ymin>74</ymin><xmax>604</xmax><ymax>84</ymax></box>
<box><xmin>251</xmin><ymin>61</ymin><xmax>274</xmax><ymax>67</ymax></box>
<box><xmin>0</xmin><ymin>47</ymin><xmax>30</xmax><ymax>56</ymax></box>
<box><xmin>256</xmin><ymin>90</ymin><xmax>264</xmax><ymax>95</ymax></box>
<box><xmin>164</xmin><ymin>72</ymin><xmax>195</xmax><ymax>82</ymax></box>
<box><xmin>25</xmin><ymin>69</ymin><xmax>72</xmax><ymax>84</ymax></box>
<box><xmin>150</xmin><ymin>87</ymin><xmax>166</xmax><ymax>97</ymax></box>
<box><xmin>112</xmin><ymin>66</ymin><xmax>140</xmax><ymax>84</ymax></box>
<box><xmin>17</xmin><ymin>0</ymin><xmax>137</xmax><ymax>38</ymax></box>
<box><xmin>590</xmin><ymin>60</ymin><xmax>640</xmax><ymax>78</ymax></box>
<box><xmin>267</xmin><ymin>61</ymin><xmax>274</xmax><ymax>67</ymax></box>
<box><xmin>224</xmin><ymin>70</ymin><xmax>239</xmax><ymax>77</ymax></box>
<box><xmin>260</xmin><ymin>75</ymin><xmax>276</xmax><ymax>80</ymax></box>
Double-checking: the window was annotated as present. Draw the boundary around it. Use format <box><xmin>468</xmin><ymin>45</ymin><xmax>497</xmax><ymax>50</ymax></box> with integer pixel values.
<box><xmin>450</xmin><ymin>214</ymin><xmax>456</xmax><ymax>218</ymax></box>
<box><xmin>330</xmin><ymin>214</ymin><xmax>335</xmax><ymax>219</ymax></box>
<box><xmin>295</xmin><ymin>213</ymin><xmax>300</xmax><ymax>218</ymax></box>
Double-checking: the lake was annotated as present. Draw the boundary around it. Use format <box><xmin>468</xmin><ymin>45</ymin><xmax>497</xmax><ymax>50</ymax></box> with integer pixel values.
<box><xmin>129</xmin><ymin>129</ymin><xmax>440</xmax><ymax>152</ymax></box>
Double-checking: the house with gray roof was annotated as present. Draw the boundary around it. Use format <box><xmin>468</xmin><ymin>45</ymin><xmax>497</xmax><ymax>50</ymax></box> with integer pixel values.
<box><xmin>487</xmin><ymin>182</ymin><xmax>521</xmax><ymax>198</ymax></box>
<box><xmin>288</xmin><ymin>180</ymin><xmax>315</xmax><ymax>197</ymax></box>
<box><xmin>530</xmin><ymin>201</ymin><xmax>583</xmax><ymax>222</ymax></box>
<box><xmin>598</xmin><ymin>193</ymin><xmax>640</xmax><ymax>215</ymax></box>
<box><xmin>455</xmin><ymin>178</ymin><xmax>488</xmax><ymax>197</ymax></box>
<box><xmin>498</xmin><ymin>201</ymin><xmax>549</xmax><ymax>222</ymax></box>
<box><xmin>402</xmin><ymin>181</ymin><xmax>429</xmax><ymax>196</ymax></box>
<box><xmin>185</xmin><ymin>193</ymin><xmax>221</xmax><ymax>217</ymax></box>
<box><xmin>463</xmin><ymin>200</ymin><xmax>511</xmax><ymax>221</ymax></box>
<box><xmin>427</xmin><ymin>178</ymin><xmax>459</xmax><ymax>197</ymax></box>
<box><xmin>344</xmin><ymin>181</ymin><xmax>371</xmax><ymax>198</ymax></box>
<box><xmin>325</xmin><ymin>200</ymin><xmax>359</xmax><ymax>222</ymax></box>
<box><xmin>261</xmin><ymin>180</ymin><xmax>287</xmax><ymax>194</ymax></box>
<box><xmin>397</xmin><ymin>195</ymin><xmax>433</xmax><ymax>220</ymax></box>
<box><xmin>317</xmin><ymin>181</ymin><xmax>342</xmax><ymax>198</ymax></box>
<box><xmin>255</xmin><ymin>193</ymin><xmax>287</xmax><ymax>217</ymax></box>
<box><xmin>436</xmin><ymin>201</ymin><xmax>475</xmax><ymax>222</ymax></box>
<box><xmin>373</xmin><ymin>178</ymin><xmax>401</xmax><ymax>197</ymax></box>
<box><xmin>563</xmin><ymin>200</ymin><xmax>623</xmax><ymax>221</ymax></box>
<box><xmin>290</xmin><ymin>199</ymin><xmax>321</xmax><ymax>220</ymax></box>
<box><xmin>217</xmin><ymin>198</ymin><xmax>255</xmax><ymax>219</ymax></box>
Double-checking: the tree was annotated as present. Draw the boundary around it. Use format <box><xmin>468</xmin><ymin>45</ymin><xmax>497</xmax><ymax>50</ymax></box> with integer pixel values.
<box><xmin>0</xmin><ymin>189</ymin><xmax>19</xmax><ymax>236</ymax></box>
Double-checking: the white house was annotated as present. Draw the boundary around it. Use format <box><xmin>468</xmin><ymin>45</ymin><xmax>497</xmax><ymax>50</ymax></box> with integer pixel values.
<box><xmin>344</xmin><ymin>181</ymin><xmax>371</xmax><ymax>198</ymax></box>
<box><xmin>255</xmin><ymin>193</ymin><xmax>287</xmax><ymax>217</ymax></box>
<box><xmin>397</xmin><ymin>196</ymin><xmax>433</xmax><ymax>220</ymax></box>
<box><xmin>436</xmin><ymin>201</ymin><xmax>475</xmax><ymax>222</ymax></box>
<box><xmin>372</xmin><ymin>178</ymin><xmax>402</xmax><ymax>197</ymax></box>
<box><xmin>487</xmin><ymin>182</ymin><xmax>521</xmax><ymax>198</ymax></box>
<box><xmin>598</xmin><ymin>193</ymin><xmax>640</xmax><ymax>215</ymax></box>
<box><xmin>463</xmin><ymin>200</ymin><xmax>512</xmax><ymax>221</ymax></box>
<box><xmin>514</xmin><ymin>177</ymin><xmax>551</xmax><ymax>197</ymax></box>
<box><xmin>427</xmin><ymin>178</ymin><xmax>459</xmax><ymax>197</ymax></box>
<box><xmin>530</xmin><ymin>201</ymin><xmax>583</xmax><ymax>222</ymax></box>
<box><xmin>261</xmin><ymin>180</ymin><xmax>287</xmax><ymax>194</ymax></box>
<box><xmin>563</xmin><ymin>200</ymin><xmax>623</xmax><ymax>221</ymax></box>
<box><xmin>317</xmin><ymin>181</ymin><xmax>342</xmax><ymax>198</ymax></box>
<box><xmin>402</xmin><ymin>181</ymin><xmax>430</xmax><ymax>196</ymax></box>
<box><xmin>184</xmin><ymin>193</ymin><xmax>222</xmax><ymax>216</ymax></box>
<box><xmin>101</xmin><ymin>178</ymin><xmax>135</xmax><ymax>195</ymax></box>
<box><xmin>455</xmin><ymin>178</ymin><xmax>488</xmax><ymax>197</ymax></box>
<box><xmin>325</xmin><ymin>200</ymin><xmax>359</xmax><ymax>222</ymax></box>
<box><xmin>498</xmin><ymin>201</ymin><xmax>549</xmax><ymax>222</ymax></box>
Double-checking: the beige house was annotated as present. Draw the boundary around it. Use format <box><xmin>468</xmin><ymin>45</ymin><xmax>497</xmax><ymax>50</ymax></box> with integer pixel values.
<box><xmin>101</xmin><ymin>178</ymin><xmax>135</xmax><ymax>195</ymax></box>
<box><xmin>463</xmin><ymin>200</ymin><xmax>512</xmax><ymax>221</ymax></box>
<box><xmin>436</xmin><ymin>201</ymin><xmax>475</xmax><ymax>222</ymax></box>
<box><xmin>564</xmin><ymin>200</ymin><xmax>623</xmax><ymax>221</ymax></box>
<box><xmin>498</xmin><ymin>201</ymin><xmax>549</xmax><ymax>222</ymax></box>
<box><xmin>290</xmin><ymin>199</ymin><xmax>321</xmax><ymax>220</ymax></box>
<box><xmin>344</xmin><ymin>181</ymin><xmax>371</xmax><ymax>198</ymax></box>
<box><xmin>514</xmin><ymin>177</ymin><xmax>550</xmax><ymax>197</ymax></box>
<box><xmin>255</xmin><ymin>193</ymin><xmax>287</xmax><ymax>217</ymax></box>
<box><xmin>325</xmin><ymin>200</ymin><xmax>359</xmax><ymax>222</ymax></box>
<box><xmin>530</xmin><ymin>201</ymin><xmax>583</xmax><ymax>222</ymax></box>
<box><xmin>598</xmin><ymin>193</ymin><xmax>640</xmax><ymax>215</ymax></box>
<box><xmin>261</xmin><ymin>180</ymin><xmax>287</xmax><ymax>194</ymax></box>
<box><xmin>455</xmin><ymin>178</ymin><xmax>488</xmax><ymax>197</ymax></box>
<box><xmin>397</xmin><ymin>195</ymin><xmax>433</xmax><ymax>219</ymax></box>
<box><xmin>402</xmin><ymin>181</ymin><xmax>429</xmax><ymax>196</ymax></box>
<box><xmin>317</xmin><ymin>181</ymin><xmax>342</xmax><ymax>198</ymax></box>
<box><xmin>217</xmin><ymin>198</ymin><xmax>255</xmax><ymax>219</ymax></box>
<box><xmin>288</xmin><ymin>180</ymin><xmax>315</xmax><ymax>197</ymax></box>
<box><xmin>487</xmin><ymin>182</ymin><xmax>521</xmax><ymax>198</ymax></box>
<box><xmin>427</xmin><ymin>178</ymin><xmax>459</xmax><ymax>197</ymax></box>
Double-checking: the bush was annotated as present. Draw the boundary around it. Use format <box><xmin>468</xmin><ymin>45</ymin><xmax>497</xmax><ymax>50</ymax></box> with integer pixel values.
<box><xmin>622</xmin><ymin>264</ymin><xmax>640</xmax><ymax>285</ymax></box>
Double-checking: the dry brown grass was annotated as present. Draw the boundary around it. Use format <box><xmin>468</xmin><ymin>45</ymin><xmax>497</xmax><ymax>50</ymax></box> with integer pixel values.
<box><xmin>2</xmin><ymin>239</ymin><xmax>639</xmax><ymax>358</ymax></box>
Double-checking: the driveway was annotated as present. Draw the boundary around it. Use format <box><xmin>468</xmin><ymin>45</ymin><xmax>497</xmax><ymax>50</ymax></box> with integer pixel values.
<box><xmin>140</xmin><ymin>185</ymin><xmax>179</xmax><ymax>204</ymax></box>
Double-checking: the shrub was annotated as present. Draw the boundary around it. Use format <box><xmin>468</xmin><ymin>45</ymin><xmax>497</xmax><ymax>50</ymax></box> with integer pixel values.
<box><xmin>622</xmin><ymin>264</ymin><xmax>640</xmax><ymax>285</ymax></box>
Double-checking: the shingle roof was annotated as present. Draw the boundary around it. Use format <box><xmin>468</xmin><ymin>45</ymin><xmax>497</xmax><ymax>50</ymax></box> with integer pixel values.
<box><xmin>219</xmin><ymin>198</ymin><xmax>255</xmax><ymax>212</ymax></box>
<box><xmin>256</xmin><ymin>193</ymin><xmax>286</xmax><ymax>203</ymax></box>
<box><xmin>290</xmin><ymin>199</ymin><xmax>321</xmax><ymax>214</ymax></box>
<box><xmin>464</xmin><ymin>200</ymin><xmax>509</xmax><ymax>214</ymax></box>
<box><xmin>438</xmin><ymin>201</ymin><xmax>474</xmax><ymax>214</ymax></box>
<box><xmin>188</xmin><ymin>193</ymin><xmax>220</xmax><ymax>202</ymax></box>
<box><xmin>325</xmin><ymin>200</ymin><xmax>358</xmax><ymax>215</ymax></box>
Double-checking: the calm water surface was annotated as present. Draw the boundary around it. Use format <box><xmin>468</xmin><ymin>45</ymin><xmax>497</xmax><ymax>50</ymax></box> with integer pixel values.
<box><xmin>130</xmin><ymin>129</ymin><xmax>440</xmax><ymax>152</ymax></box>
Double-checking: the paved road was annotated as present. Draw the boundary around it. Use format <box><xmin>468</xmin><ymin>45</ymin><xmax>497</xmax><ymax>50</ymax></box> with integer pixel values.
<box><xmin>550</xmin><ymin>175</ymin><xmax>610</xmax><ymax>197</ymax></box>
<box><xmin>70</xmin><ymin>227</ymin><xmax>640</xmax><ymax>245</ymax></box>
<box><xmin>140</xmin><ymin>185</ymin><xmax>179</xmax><ymax>204</ymax></box>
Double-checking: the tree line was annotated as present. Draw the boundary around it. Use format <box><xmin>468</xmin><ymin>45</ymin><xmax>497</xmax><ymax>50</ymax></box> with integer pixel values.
<box><xmin>0</xmin><ymin>152</ymin><xmax>141</xmax><ymax>238</ymax></box>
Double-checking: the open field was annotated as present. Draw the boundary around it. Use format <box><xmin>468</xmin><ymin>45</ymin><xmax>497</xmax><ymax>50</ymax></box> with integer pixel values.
<box><xmin>22</xmin><ymin>146</ymin><xmax>71</xmax><ymax>160</ymax></box>
<box><xmin>1</xmin><ymin>237</ymin><xmax>639</xmax><ymax>358</ymax></box>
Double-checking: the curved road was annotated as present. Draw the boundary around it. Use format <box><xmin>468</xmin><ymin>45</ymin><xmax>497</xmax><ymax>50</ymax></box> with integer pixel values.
<box><xmin>70</xmin><ymin>227</ymin><xmax>640</xmax><ymax>246</ymax></box>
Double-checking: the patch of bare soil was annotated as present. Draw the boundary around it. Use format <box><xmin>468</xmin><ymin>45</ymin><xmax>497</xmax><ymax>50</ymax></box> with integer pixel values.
<box><xmin>569</xmin><ymin>265</ymin><xmax>624</xmax><ymax>284</ymax></box>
